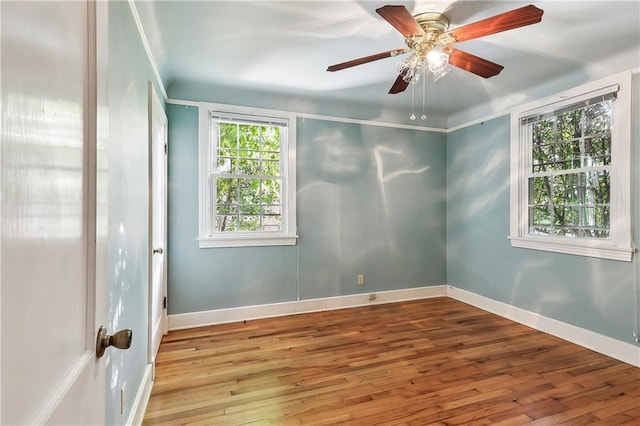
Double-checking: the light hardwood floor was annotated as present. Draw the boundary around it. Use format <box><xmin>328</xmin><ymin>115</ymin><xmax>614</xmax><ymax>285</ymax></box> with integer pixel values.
<box><xmin>143</xmin><ymin>298</ymin><xmax>640</xmax><ymax>425</ymax></box>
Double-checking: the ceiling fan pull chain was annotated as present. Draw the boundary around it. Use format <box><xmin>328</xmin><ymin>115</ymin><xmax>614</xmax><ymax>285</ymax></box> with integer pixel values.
<box><xmin>421</xmin><ymin>67</ymin><xmax>427</xmax><ymax>120</ymax></box>
<box><xmin>410</xmin><ymin>82</ymin><xmax>416</xmax><ymax>120</ymax></box>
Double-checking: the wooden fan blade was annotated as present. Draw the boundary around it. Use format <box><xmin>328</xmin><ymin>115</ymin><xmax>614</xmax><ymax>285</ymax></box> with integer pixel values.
<box><xmin>442</xmin><ymin>4</ymin><xmax>543</xmax><ymax>44</ymax></box>
<box><xmin>327</xmin><ymin>49</ymin><xmax>408</xmax><ymax>72</ymax></box>
<box><xmin>376</xmin><ymin>5</ymin><xmax>424</xmax><ymax>37</ymax></box>
<box><xmin>449</xmin><ymin>48</ymin><xmax>504</xmax><ymax>78</ymax></box>
<box><xmin>389</xmin><ymin>73</ymin><xmax>410</xmax><ymax>94</ymax></box>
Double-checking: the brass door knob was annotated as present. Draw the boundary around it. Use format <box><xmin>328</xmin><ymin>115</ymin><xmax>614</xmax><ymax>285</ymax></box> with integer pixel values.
<box><xmin>96</xmin><ymin>326</ymin><xmax>132</xmax><ymax>358</ymax></box>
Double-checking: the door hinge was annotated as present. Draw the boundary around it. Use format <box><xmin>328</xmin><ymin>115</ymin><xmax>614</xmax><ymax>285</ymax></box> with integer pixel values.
<box><xmin>164</xmin><ymin>143</ymin><xmax>167</xmax><ymax>155</ymax></box>
<box><xmin>163</xmin><ymin>296</ymin><xmax>167</xmax><ymax>309</ymax></box>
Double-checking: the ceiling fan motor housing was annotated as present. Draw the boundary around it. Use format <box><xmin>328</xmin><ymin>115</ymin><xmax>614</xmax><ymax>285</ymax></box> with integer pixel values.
<box><xmin>406</xmin><ymin>13</ymin><xmax>450</xmax><ymax>57</ymax></box>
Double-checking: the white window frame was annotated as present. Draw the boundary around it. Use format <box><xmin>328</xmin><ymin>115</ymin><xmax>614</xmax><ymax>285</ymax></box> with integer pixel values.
<box><xmin>198</xmin><ymin>102</ymin><xmax>297</xmax><ymax>248</ymax></box>
<box><xmin>509</xmin><ymin>71</ymin><xmax>633</xmax><ymax>262</ymax></box>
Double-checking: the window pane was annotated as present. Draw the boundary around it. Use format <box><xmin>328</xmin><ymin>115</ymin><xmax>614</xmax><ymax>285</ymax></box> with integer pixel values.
<box><xmin>594</xmin><ymin>205</ymin><xmax>610</xmax><ymax>238</ymax></box>
<box><xmin>558</xmin><ymin>110</ymin><xmax>581</xmax><ymax>141</ymax></box>
<box><xmin>216</xmin><ymin>215</ymin><xmax>237</xmax><ymax>232</ymax></box>
<box><xmin>262</xmin><ymin>221</ymin><xmax>281</xmax><ymax>232</ymax></box>
<box><xmin>216</xmin><ymin>177</ymin><xmax>237</xmax><ymax>205</ymax></box>
<box><xmin>217</xmin><ymin>148</ymin><xmax>235</xmax><ymax>158</ymax></box>
<box><xmin>260</xmin><ymin>159</ymin><xmax>280</xmax><ymax>176</ymax></box>
<box><xmin>551</xmin><ymin>174</ymin><xmax>575</xmax><ymax>204</ymax></box>
<box><xmin>554</xmin><ymin>206</ymin><xmax>579</xmax><ymax>227</ymax></box>
<box><xmin>584</xmin><ymin>101</ymin><xmax>611</xmax><ymax>135</ymax></box>
<box><xmin>239</xmin><ymin>215</ymin><xmax>260</xmax><ymax>232</ymax></box>
<box><xmin>237</xmin><ymin>178</ymin><xmax>259</xmax><ymax>205</ymax></box>
<box><xmin>261</xmin><ymin>126</ymin><xmax>280</xmax><ymax>150</ymax></box>
<box><xmin>239</xmin><ymin>124</ymin><xmax>260</xmax><ymax>150</ymax></box>
<box><xmin>533</xmin><ymin>140</ymin><xmax>581</xmax><ymax>172</ymax></box>
<box><xmin>239</xmin><ymin>204</ymin><xmax>260</xmax><ymax>215</ymax></box>
<box><xmin>529</xmin><ymin>176</ymin><xmax>549</xmax><ymax>205</ymax></box>
<box><xmin>529</xmin><ymin>205</ymin><xmax>551</xmax><ymax>227</ymax></box>
<box><xmin>532</xmin><ymin>122</ymin><xmax>582</xmax><ymax>172</ymax></box>
<box><xmin>582</xmin><ymin>170</ymin><xmax>610</xmax><ymax>205</ymax></box>
<box><xmin>237</xmin><ymin>148</ymin><xmax>259</xmax><ymax>160</ymax></box>
<box><xmin>237</xmin><ymin>158</ymin><xmax>259</xmax><ymax>175</ymax></box>
<box><xmin>215</xmin><ymin>157</ymin><xmax>232</xmax><ymax>174</ymax></box>
<box><xmin>583</xmin><ymin>137</ymin><xmax>611</xmax><ymax>167</ymax></box>
<box><xmin>262</xmin><ymin>204</ymin><xmax>281</xmax><ymax>231</ymax></box>
<box><xmin>261</xmin><ymin>179</ymin><xmax>281</xmax><ymax>204</ymax></box>
<box><xmin>216</xmin><ymin>176</ymin><xmax>279</xmax><ymax>233</ymax></box>
<box><xmin>218</xmin><ymin>123</ymin><xmax>237</xmax><ymax>149</ymax></box>
<box><xmin>532</xmin><ymin>142</ymin><xmax>552</xmax><ymax>172</ymax></box>
<box><xmin>262</xmin><ymin>150</ymin><xmax>279</xmax><ymax>161</ymax></box>
<box><xmin>262</xmin><ymin>179</ymin><xmax>281</xmax><ymax>231</ymax></box>
<box><xmin>533</xmin><ymin>120</ymin><xmax>557</xmax><ymax>147</ymax></box>
<box><xmin>261</xmin><ymin>204</ymin><xmax>281</xmax><ymax>216</ymax></box>
<box><xmin>217</xmin><ymin>203</ymin><xmax>237</xmax><ymax>215</ymax></box>
<box><xmin>528</xmin><ymin>172</ymin><xmax>610</xmax><ymax>238</ymax></box>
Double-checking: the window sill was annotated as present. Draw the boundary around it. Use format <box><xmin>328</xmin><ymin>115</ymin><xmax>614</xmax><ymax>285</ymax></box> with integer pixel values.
<box><xmin>198</xmin><ymin>234</ymin><xmax>298</xmax><ymax>248</ymax></box>
<box><xmin>509</xmin><ymin>236</ymin><xmax>633</xmax><ymax>262</ymax></box>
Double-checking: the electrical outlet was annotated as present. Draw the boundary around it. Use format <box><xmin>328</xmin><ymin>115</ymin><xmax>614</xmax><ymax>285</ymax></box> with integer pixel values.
<box><xmin>369</xmin><ymin>293</ymin><xmax>377</xmax><ymax>301</ymax></box>
<box><xmin>357</xmin><ymin>274</ymin><xmax>365</xmax><ymax>285</ymax></box>
<box><xmin>120</xmin><ymin>383</ymin><xmax>126</xmax><ymax>415</ymax></box>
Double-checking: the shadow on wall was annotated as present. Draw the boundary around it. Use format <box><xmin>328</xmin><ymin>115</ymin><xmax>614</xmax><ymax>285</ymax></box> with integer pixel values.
<box><xmin>296</xmin><ymin>118</ymin><xmax>445</xmax><ymax>299</ymax></box>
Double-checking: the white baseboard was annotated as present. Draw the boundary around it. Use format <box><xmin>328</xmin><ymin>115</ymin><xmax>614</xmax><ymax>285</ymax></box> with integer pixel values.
<box><xmin>446</xmin><ymin>286</ymin><xmax>640</xmax><ymax>367</ymax></box>
<box><xmin>168</xmin><ymin>285</ymin><xmax>447</xmax><ymax>330</ymax></box>
<box><xmin>128</xmin><ymin>364</ymin><xmax>153</xmax><ymax>426</ymax></box>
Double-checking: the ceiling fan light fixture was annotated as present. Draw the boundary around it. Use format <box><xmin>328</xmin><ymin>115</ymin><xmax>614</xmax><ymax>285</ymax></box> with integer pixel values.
<box><xmin>397</xmin><ymin>53</ymin><xmax>423</xmax><ymax>84</ymax></box>
<box><xmin>426</xmin><ymin>48</ymin><xmax>450</xmax><ymax>73</ymax></box>
<box><xmin>432</xmin><ymin>64</ymin><xmax>451</xmax><ymax>81</ymax></box>
<box><xmin>402</xmin><ymin>66</ymin><xmax>421</xmax><ymax>84</ymax></box>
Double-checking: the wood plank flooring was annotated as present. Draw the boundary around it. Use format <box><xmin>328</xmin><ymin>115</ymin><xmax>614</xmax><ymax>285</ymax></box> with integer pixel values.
<box><xmin>143</xmin><ymin>298</ymin><xmax>640</xmax><ymax>425</ymax></box>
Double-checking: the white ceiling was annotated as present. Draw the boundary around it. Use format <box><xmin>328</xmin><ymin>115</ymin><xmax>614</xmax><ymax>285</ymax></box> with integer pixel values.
<box><xmin>134</xmin><ymin>1</ymin><xmax>640</xmax><ymax>126</ymax></box>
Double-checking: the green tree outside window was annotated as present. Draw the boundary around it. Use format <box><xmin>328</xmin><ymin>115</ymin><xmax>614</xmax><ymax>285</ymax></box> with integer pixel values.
<box><xmin>528</xmin><ymin>100</ymin><xmax>612</xmax><ymax>239</ymax></box>
<box><xmin>214</xmin><ymin>122</ymin><xmax>283</xmax><ymax>232</ymax></box>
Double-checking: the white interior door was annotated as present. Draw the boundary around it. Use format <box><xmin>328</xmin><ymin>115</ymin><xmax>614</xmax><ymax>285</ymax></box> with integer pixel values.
<box><xmin>1</xmin><ymin>1</ymin><xmax>107</xmax><ymax>424</ymax></box>
<box><xmin>149</xmin><ymin>83</ymin><xmax>168</xmax><ymax>363</ymax></box>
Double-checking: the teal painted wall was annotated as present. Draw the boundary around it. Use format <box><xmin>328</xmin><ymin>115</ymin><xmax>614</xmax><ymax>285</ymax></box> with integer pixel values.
<box><xmin>167</xmin><ymin>105</ymin><xmax>447</xmax><ymax>314</ymax></box>
<box><xmin>105</xmin><ymin>2</ymin><xmax>165</xmax><ymax>424</ymax></box>
<box><xmin>446</xmin><ymin>74</ymin><xmax>640</xmax><ymax>344</ymax></box>
<box><xmin>296</xmin><ymin>119</ymin><xmax>447</xmax><ymax>299</ymax></box>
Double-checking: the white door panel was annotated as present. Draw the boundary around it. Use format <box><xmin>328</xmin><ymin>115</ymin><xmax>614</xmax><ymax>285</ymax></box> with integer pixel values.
<box><xmin>1</xmin><ymin>1</ymin><xmax>106</xmax><ymax>424</ymax></box>
<box><xmin>149</xmin><ymin>84</ymin><xmax>168</xmax><ymax>362</ymax></box>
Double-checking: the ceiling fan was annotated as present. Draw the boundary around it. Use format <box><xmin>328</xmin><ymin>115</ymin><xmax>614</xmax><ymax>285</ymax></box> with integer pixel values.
<box><xmin>327</xmin><ymin>4</ymin><xmax>544</xmax><ymax>94</ymax></box>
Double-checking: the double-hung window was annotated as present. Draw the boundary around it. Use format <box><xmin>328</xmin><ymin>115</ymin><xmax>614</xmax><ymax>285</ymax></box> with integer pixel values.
<box><xmin>509</xmin><ymin>71</ymin><xmax>633</xmax><ymax>261</ymax></box>
<box><xmin>198</xmin><ymin>103</ymin><xmax>297</xmax><ymax>248</ymax></box>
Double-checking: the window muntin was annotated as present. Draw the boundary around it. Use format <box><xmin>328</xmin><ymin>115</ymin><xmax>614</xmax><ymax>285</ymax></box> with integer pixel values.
<box><xmin>199</xmin><ymin>104</ymin><xmax>297</xmax><ymax>248</ymax></box>
<box><xmin>509</xmin><ymin>71</ymin><xmax>633</xmax><ymax>262</ymax></box>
